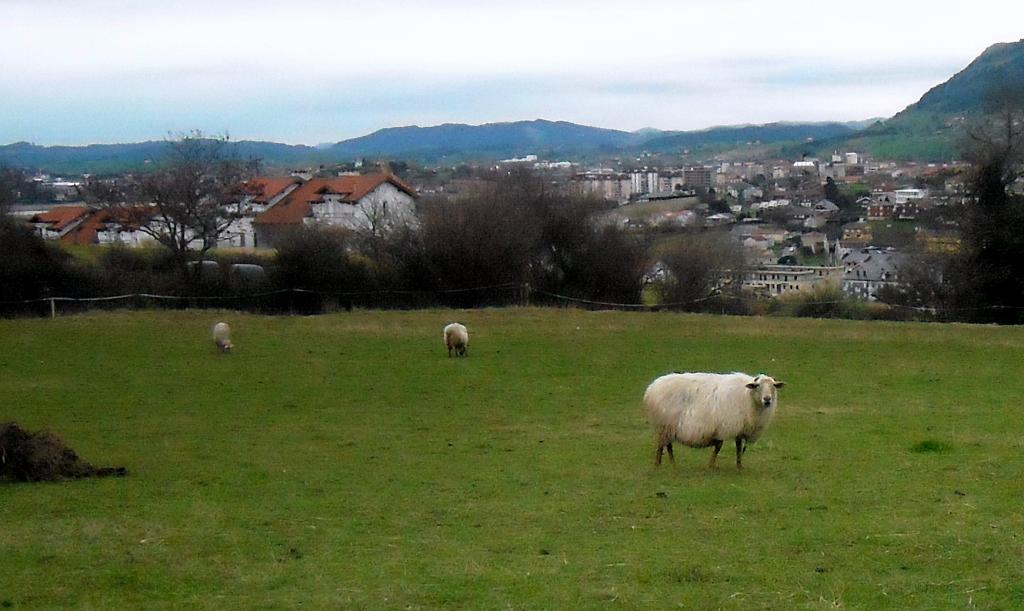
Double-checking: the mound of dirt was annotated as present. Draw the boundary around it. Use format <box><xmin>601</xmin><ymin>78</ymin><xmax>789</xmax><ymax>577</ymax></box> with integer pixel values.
<box><xmin>0</xmin><ymin>422</ymin><xmax>127</xmax><ymax>482</ymax></box>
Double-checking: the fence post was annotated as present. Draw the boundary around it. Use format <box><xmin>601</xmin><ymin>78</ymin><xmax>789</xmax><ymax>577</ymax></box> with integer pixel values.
<box><xmin>50</xmin><ymin>298</ymin><xmax>56</xmax><ymax>319</ymax></box>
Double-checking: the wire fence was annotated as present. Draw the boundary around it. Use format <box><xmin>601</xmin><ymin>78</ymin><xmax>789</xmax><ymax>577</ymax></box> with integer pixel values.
<box><xmin>0</xmin><ymin>284</ymin><xmax>527</xmax><ymax>318</ymax></box>
<box><xmin>4</xmin><ymin>283</ymin><xmax>1024</xmax><ymax>321</ymax></box>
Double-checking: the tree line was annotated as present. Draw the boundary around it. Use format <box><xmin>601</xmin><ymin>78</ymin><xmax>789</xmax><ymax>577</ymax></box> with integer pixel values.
<box><xmin>0</xmin><ymin>162</ymin><xmax>656</xmax><ymax>312</ymax></box>
<box><xmin>880</xmin><ymin>84</ymin><xmax>1024</xmax><ymax>323</ymax></box>
<box><xmin>4</xmin><ymin>88</ymin><xmax>1024</xmax><ymax>322</ymax></box>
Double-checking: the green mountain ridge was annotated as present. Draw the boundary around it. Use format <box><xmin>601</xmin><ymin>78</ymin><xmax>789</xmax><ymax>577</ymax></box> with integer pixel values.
<box><xmin>2</xmin><ymin>39</ymin><xmax>1022</xmax><ymax>172</ymax></box>
<box><xmin>909</xmin><ymin>39</ymin><xmax>1024</xmax><ymax>114</ymax></box>
<box><xmin>0</xmin><ymin>120</ymin><xmax>871</xmax><ymax>173</ymax></box>
<box><xmin>825</xmin><ymin>39</ymin><xmax>1024</xmax><ymax>162</ymax></box>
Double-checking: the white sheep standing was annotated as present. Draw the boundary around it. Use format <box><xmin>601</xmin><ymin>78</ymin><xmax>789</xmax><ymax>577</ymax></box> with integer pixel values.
<box><xmin>212</xmin><ymin>321</ymin><xmax>234</xmax><ymax>353</ymax></box>
<box><xmin>644</xmin><ymin>372</ymin><xmax>785</xmax><ymax>469</ymax></box>
<box><xmin>443</xmin><ymin>323</ymin><xmax>469</xmax><ymax>357</ymax></box>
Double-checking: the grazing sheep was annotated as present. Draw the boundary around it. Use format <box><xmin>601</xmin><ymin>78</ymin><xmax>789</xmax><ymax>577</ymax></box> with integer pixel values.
<box><xmin>644</xmin><ymin>372</ymin><xmax>785</xmax><ymax>469</ymax></box>
<box><xmin>443</xmin><ymin>323</ymin><xmax>469</xmax><ymax>357</ymax></box>
<box><xmin>212</xmin><ymin>321</ymin><xmax>233</xmax><ymax>353</ymax></box>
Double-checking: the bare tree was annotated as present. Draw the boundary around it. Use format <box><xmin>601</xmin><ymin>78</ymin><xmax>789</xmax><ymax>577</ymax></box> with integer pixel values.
<box><xmin>655</xmin><ymin>232</ymin><xmax>748</xmax><ymax>310</ymax></box>
<box><xmin>415</xmin><ymin>168</ymin><xmax>649</xmax><ymax>305</ymax></box>
<box><xmin>0</xmin><ymin>165</ymin><xmax>21</xmax><ymax>214</ymax></box>
<box><xmin>354</xmin><ymin>188</ymin><xmax>418</xmax><ymax>262</ymax></box>
<box><xmin>358</xmin><ymin>197</ymin><xmax>388</xmax><ymax>241</ymax></box>
<box><xmin>963</xmin><ymin>83</ymin><xmax>1024</xmax><ymax>187</ymax></box>
<box><xmin>945</xmin><ymin>84</ymin><xmax>1024</xmax><ymax>322</ymax></box>
<box><xmin>420</xmin><ymin>190</ymin><xmax>536</xmax><ymax>290</ymax></box>
<box><xmin>86</xmin><ymin>132</ymin><xmax>258</xmax><ymax>287</ymax></box>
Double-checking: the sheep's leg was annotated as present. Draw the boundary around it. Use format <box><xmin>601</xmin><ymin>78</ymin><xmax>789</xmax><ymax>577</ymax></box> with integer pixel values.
<box><xmin>735</xmin><ymin>437</ymin><xmax>746</xmax><ymax>470</ymax></box>
<box><xmin>654</xmin><ymin>429</ymin><xmax>670</xmax><ymax>466</ymax></box>
<box><xmin>666</xmin><ymin>442</ymin><xmax>675</xmax><ymax>463</ymax></box>
<box><xmin>708</xmin><ymin>440</ymin><xmax>723</xmax><ymax>468</ymax></box>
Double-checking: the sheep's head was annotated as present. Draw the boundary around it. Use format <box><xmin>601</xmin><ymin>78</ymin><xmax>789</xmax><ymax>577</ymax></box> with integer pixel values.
<box><xmin>745</xmin><ymin>375</ymin><xmax>785</xmax><ymax>409</ymax></box>
<box><xmin>221</xmin><ymin>340</ymin><xmax>234</xmax><ymax>353</ymax></box>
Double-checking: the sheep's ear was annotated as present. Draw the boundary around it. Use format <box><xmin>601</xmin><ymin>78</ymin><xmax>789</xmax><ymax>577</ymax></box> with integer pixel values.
<box><xmin>773</xmin><ymin>381</ymin><xmax>786</xmax><ymax>389</ymax></box>
<box><xmin>745</xmin><ymin>382</ymin><xmax>759</xmax><ymax>389</ymax></box>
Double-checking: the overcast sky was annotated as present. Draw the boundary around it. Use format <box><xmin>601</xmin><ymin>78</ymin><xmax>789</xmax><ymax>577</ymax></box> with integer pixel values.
<box><xmin>2</xmin><ymin>0</ymin><xmax>1021</xmax><ymax>145</ymax></box>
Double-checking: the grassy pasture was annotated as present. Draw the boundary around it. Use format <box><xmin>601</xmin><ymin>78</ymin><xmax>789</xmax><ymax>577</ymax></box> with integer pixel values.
<box><xmin>1</xmin><ymin>309</ymin><xmax>1023</xmax><ymax>608</ymax></box>
<box><xmin>615</xmin><ymin>196</ymin><xmax>700</xmax><ymax>221</ymax></box>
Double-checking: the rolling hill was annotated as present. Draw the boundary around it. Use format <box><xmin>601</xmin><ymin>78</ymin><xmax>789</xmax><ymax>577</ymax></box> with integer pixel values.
<box><xmin>325</xmin><ymin>119</ymin><xmax>643</xmax><ymax>162</ymax></box>
<box><xmin>908</xmin><ymin>39</ymin><xmax>1024</xmax><ymax>115</ymax></box>
<box><xmin>3</xmin><ymin>39</ymin><xmax>1022</xmax><ymax>172</ymax></box>
<box><xmin>0</xmin><ymin>120</ymin><xmax>873</xmax><ymax>173</ymax></box>
<box><xmin>0</xmin><ymin>140</ymin><xmax>325</xmax><ymax>175</ymax></box>
<box><xmin>826</xmin><ymin>39</ymin><xmax>1024</xmax><ymax>161</ymax></box>
<box><xmin>639</xmin><ymin>122</ymin><xmax>861</xmax><ymax>152</ymax></box>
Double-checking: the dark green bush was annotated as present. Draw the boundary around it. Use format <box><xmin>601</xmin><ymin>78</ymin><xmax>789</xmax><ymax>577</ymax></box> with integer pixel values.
<box><xmin>0</xmin><ymin>217</ymin><xmax>84</xmax><ymax>303</ymax></box>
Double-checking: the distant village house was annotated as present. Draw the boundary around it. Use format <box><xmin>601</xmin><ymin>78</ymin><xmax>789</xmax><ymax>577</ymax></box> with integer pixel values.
<box><xmin>253</xmin><ymin>172</ymin><xmax>417</xmax><ymax>249</ymax></box>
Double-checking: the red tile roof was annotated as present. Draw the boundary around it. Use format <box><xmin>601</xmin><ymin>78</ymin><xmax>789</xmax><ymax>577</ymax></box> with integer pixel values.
<box><xmin>61</xmin><ymin>207</ymin><xmax>155</xmax><ymax>245</ymax></box>
<box><xmin>255</xmin><ymin>173</ymin><xmax>416</xmax><ymax>226</ymax></box>
<box><xmin>243</xmin><ymin>177</ymin><xmax>302</xmax><ymax>203</ymax></box>
<box><xmin>61</xmin><ymin>209</ymin><xmax>106</xmax><ymax>245</ymax></box>
<box><xmin>30</xmin><ymin>205</ymin><xmax>92</xmax><ymax>231</ymax></box>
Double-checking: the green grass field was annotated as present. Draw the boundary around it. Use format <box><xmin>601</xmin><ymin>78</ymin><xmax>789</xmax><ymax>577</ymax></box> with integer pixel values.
<box><xmin>2</xmin><ymin>309</ymin><xmax>1023</xmax><ymax>608</ymax></box>
<box><xmin>616</xmin><ymin>197</ymin><xmax>700</xmax><ymax>221</ymax></box>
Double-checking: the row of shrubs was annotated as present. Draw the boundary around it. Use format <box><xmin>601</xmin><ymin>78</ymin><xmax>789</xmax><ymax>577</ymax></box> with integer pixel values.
<box><xmin>0</xmin><ymin>168</ymin><xmax>922</xmax><ymax>321</ymax></box>
<box><xmin>0</xmin><ymin>222</ymin><xmax>273</xmax><ymax>303</ymax></box>
<box><xmin>0</xmin><ymin>216</ymin><xmax>918</xmax><ymax>322</ymax></box>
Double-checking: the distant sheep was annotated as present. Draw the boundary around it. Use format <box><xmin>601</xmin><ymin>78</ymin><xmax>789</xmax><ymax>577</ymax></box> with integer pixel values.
<box><xmin>644</xmin><ymin>372</ymin><xmax>785</xmax><ymax>469</ymax></box>
<box><xmin>212</xmin><ymin>321</ymin><xmax>233</xmax><ymax>353</ymax></box>
<box><xmin>443</xmin><ymin>323</ymin><xmax>469</xmax><ymax>357</ymax></box>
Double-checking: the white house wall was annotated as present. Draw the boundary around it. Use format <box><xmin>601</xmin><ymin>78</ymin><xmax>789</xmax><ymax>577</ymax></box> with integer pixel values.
<box><xmin>304</xmin><ymin>182</ymin><xmax>416</xmax><ymax>232</ymax></box>
<box><xmin>95</xmin><ymin>228</ymin><xmax>156</xmax><ymax>247</ymax></box>
<box><xmin>356</xmin><ymin>182</ymin><xmax>416</xmax><ymax>231</ymax></box>
<box><xmin>309</xmin><ymin>198</ymin><xmax>359</xmax><ymax>227</ymax></box>
<box><xmin>218</xmin><ymin>217</ymin><xmax>257</xmax><ymax>249</ymax></box>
